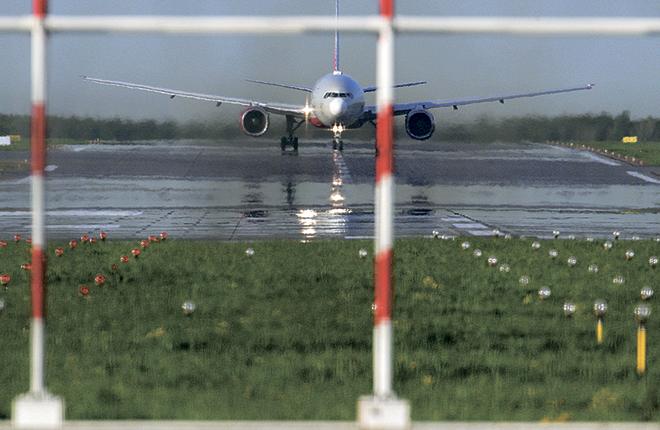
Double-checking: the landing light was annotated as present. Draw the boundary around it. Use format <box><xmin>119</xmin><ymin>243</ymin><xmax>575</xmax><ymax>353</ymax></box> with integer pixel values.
<box><xmin>297</xmin><ymin>209</ymin><xmax>318</xmax><ymax>219</ymax></box>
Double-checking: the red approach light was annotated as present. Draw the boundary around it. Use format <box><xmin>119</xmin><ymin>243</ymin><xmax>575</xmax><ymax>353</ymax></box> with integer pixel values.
<box><xmin>99</xmin><ymin>231</ymin><xmax>108</xmax><ymax>241</ymax></box>
<box><xmin>140</xmin><ymin>240</ymin><xmax>149</xmax><ymax>249</ymax></box>
<box><xmin>0</xmin><ymin>241</ymin><xmax>7</xmax><ymax>248</ymax></box>
<box><xmin>88</xmin><ymin>237</ymin><xmax>97</xmax><ymax>244</ymax></box>
<box><xmin>55</xmin><ymin>247</ymin><xmax>64</xmax><ymax>257</ymax></box>
<box><xmin>79</xmin><ymin>285</ymin><xmax>90</xmax><ymax>297</ymax></box>
<box><xmin>148</xmin><ymin>235</ymin><xmax>159</xmax><ymax>243</ymax></box>
<box><xmin>69</xmin><ymin>240</ymin><xmax>78</xmax><ymax>249</ymax></box>
<box><xmin>94</xmin><ymin>274</ymin><xmax>106</xmax><ymax>286</ymax></box>
<box><xmin>159</xmin><ymin>232</ymin><xmax>169</xmax><ymax>240</ymax></box>
<box><xmin>20</xmin><ymin>263</ymin><xmax>32</xmax><ymax>271</ymax></box>
<box><xmin>0</xmin><ymin>274</ymin><xmax>10</xmax><ymax>286</ymax></box>
<box><xmin>131</xmin><ymin>249</ymin><xmax>141</xmax><ymax>258</ymax></box>
<box><xmin>81</xmin><ymin>234</ymin><xmax>89</xmax><ymax>242</ymax></box>
<box><xmin>13</xmin><ymin>234</ymin><xmax>21</xmax><ymax>243</ymax></box>
<box><xmin>111</xmin><ymin>264</ymin><xmax>118</xmax><ymax>272</ymax></box>
<box><xmin>120</xmin><ymin>255</ymin><xmax>129</xmax><ymax>263</ymax></box>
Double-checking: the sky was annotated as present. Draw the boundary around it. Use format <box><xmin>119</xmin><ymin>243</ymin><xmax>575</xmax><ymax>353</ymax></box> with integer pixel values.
<box><xmin>1</xmin><ymin>0</ymin><xmax>659</xmax><ymax>123</ymax></box>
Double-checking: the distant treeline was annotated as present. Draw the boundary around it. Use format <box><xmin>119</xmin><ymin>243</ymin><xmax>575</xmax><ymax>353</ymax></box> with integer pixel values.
<box><xmin>1</xmin><ymin>111</ymin><xmax>659</xmax><ymax>142</ymax></box>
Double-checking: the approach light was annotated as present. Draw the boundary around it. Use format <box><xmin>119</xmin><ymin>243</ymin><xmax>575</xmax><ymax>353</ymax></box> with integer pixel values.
<box><xmin>593</xmin><ymin>299</ymin><xmax>608</xmax><ymax>317</ymax></box>
<box><xmin>432</xmin><ymin>230</ymin><xmax>440</xmax><ymax>239</ymax></box>
<box><xmin>603</xmin><ymin>241</ymin><xmax>613</xmax><ymax>250</ymax></box>
<box><xmin>649</xmin><ymin>256</ymin><xmax>658</xmax><ymax>268</ymax></box>
<box><xmin>612</xmin><ymin>231</ymin><xmax>621</xmax><ymax>240</ymax></box>
<box><xmin>612</xmin><ymin>275</ymin><xmax>625</xmax><ymax>285</ymax></box>
<box><xmin>587</xmin><ymin>264</ymin><xmax>599</xmax><ymax>274</ymax></box>
<box><xmin>586</xmin><ymin>237</ymin><xmax>595</xmax><ymax>242</ymax></box>
<box><xmin>498</xmin><ymin>264</ymin><xmax>510</xmax><ymax>273</ymax></box>
<box><xmin>181</xmin><ymin>301</ymin><xmax>196</xmax><ymax>316</ymax></box>
<box><xmin>473</xmin><ymin>249</ymin><xmax>482</xmax><ymax>258</ymax></box>
<box><xmin>567</xmin><ymin>234</ymin><xmax>576</xmax><ymax>240</ymax></box>
<box><xmin>640</xmin><ymin>287</ymin><xmax>654</xmax><ymax>301</ymax></box>
<box><xmin>631</xmin><ymin>235</ymin><xmax>641</xmax><ymax>241</ymax></box>
<box><xmin>634</xmin><ymin>304</ymin><xmax>651</xmax><ymax>324</ymax></box>
<box><xmin>487</xmin><ymin>256</ymin><xmax>498</xmax><ymax>267</ymax></box>
<box><xmin>461</xmin><ymin>241</ymin><xmax>471</xmax><ymax>250</ymax></box>
<box><xmin>492</xmin><ymin>229</ymin><xmax>502</xmax><ymax>238</ymax></box>
<box><xmin>625</xmin><ymin>250</ymin><xmax>635</xmax><ymax>261</ymax></box>
<box><xmin>55</xmin><ymin>247</ymin><xmax>64</xmax><ymax>257</ymax></box>
<box><xmin>538</xmin><ymin>287</ymin><xmax>552</xmax><ymax>300</ymax></box>
<box><xmin>504</xmin><ymin>234</ymin><xmax>512</xmax><ymax>240</ymax></box>
<box><xmin>358</xmin><ymin>249</ymin><xmax>368</xmax><ymax>259</ymax></box>
<box><xmin>552</xmin><ymin>230</ymin><xmax>560</xmax><ymax>239</ymax></box>
<box><xmin>563</xmin><ymin>302</ymin><xmax>576</xmax><ymax>317</ymax></box>
<box><xmin>519</xmin><ymin>275</ymin><xmax>530</xmax><ymax>286</ymax></box>
<box><xmin>567</xmin><ymin>256</ymin><xmax>577</xmax><ymax>267</ymax></box>
<box><xmin>548</xmin><ymin>249</ymin><xmax>558</xmax><ymax>259</ymax></box>
<box><xmin>531</xmin><ymin>241</ymin><xmax>541</xmax><ymax>250</ymax></box>
<box><xmin>245</xmin><ymin>247</ymin><xmax>255</xmax><ymax>257</ymax></box>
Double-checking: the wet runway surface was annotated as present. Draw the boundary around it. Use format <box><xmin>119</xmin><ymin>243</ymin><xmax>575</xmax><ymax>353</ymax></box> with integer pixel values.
<box><xmin>0</xmin><ymin>139</ymin><xmax>658</xmax><ymax>240</ymax></box>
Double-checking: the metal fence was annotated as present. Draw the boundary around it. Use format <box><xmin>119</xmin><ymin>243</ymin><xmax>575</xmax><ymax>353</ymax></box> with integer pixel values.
<box><xmin>2</xmin><ymin>1</ymin><xmax>660</xmax><ymax>428</ymax></box>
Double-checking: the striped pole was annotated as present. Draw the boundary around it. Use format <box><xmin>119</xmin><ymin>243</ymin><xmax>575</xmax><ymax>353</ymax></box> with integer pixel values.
<box><xmin>30</xmin><ymin>0</ymin><xmax>48</xmax><ymax>394</ymax></box>
<box><xmin>373</xmin><ymin>0</ymin><xmax>395</xmax><ymax>398</ymax></box>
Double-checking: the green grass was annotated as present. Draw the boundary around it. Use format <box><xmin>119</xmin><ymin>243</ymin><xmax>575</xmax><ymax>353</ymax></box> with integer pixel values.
<box><xmin>0</xmin><ymin>237</ymin><xmax>658</xmax><ymax>421</ymax></box>
<box><xmin>579</xmin><ymin>141</ymin><xmax>660</xmax><ymax>166</ymax></box>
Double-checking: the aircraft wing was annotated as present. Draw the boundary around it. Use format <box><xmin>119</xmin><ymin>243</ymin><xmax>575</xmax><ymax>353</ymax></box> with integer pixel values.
<box><xmin>82</xmin><ymin>76</ymin><xmax>308</xmax><ymax>117</ymax></box>
<box><xmin>362</xmin><ymin>83</ymin><xmax>594</xmax><ymax>119</ymax></box>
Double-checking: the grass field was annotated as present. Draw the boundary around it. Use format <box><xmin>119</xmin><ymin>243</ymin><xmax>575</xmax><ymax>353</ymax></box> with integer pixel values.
<box><xmin>0</xmin><ymin>236</ymin><xmax>658</xmax><ymax>421</ymax></box>
<box><xmin>579</xmin><ymin>141</ymin><xmax>660</xmax><ymax>166</ymax></box>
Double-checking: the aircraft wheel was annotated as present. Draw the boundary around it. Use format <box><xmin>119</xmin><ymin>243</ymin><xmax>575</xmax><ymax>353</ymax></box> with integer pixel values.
<box><xmin>339</xmin><ymin>140</ymin><xmax>344</xmax><ymax>151</ymax></box>
<box><xmin>292</xmin><ymin>137</ymin><xmax>299</xmax><ymax>151</ymax></box>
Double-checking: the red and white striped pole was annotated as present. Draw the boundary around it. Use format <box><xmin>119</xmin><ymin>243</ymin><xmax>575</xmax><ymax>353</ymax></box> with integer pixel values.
<box><xmin>373</xmin><ymin>0</ymin><xmax>395</xmax><ymax>398</ymax></box>
<box><xmin>14</xmin><ymin>2</ymin><xmax>62</xmax><ymax>426</ymax></box>
<box><xmin>30</xmin><ymin>0</ymin><xmax>48</xmax><ymax>395</ymax></box>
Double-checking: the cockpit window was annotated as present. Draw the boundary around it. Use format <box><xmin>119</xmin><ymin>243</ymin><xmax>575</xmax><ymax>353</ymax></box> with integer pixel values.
<box><xmin>324</xmin><ymin>92</ymin><xmax>353</xmax><ymax>99</ymax></box>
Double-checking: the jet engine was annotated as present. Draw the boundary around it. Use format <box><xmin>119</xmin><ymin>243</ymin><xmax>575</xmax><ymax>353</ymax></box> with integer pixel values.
<box><xmin>405</xmin><ymin>109</ymin><xmax>435</xmax><ymax>140</ymax></box>
<box><xmin>240</xmin><ymin>107</ymin><xmax>269</xmax><ymax>137</ymax></box>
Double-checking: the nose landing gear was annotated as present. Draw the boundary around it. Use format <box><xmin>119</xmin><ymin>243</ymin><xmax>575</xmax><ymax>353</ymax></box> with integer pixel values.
<box><xmin>331</xmin><ymin>123</ymin><xmax>344</xmax><ymax>151</ymax></box>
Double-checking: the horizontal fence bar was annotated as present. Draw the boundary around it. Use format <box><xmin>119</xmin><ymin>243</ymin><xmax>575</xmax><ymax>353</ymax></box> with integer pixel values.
<box><xmin>2</xmin><ymin>16</ymin><xmax>660</xmax><ymax>36</ymax></box>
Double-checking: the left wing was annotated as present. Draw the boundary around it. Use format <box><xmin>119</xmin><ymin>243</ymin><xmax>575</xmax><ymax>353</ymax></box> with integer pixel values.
<box><xmin>362</xmin><ymin>83</ymin><xmax>594</xmax><ymax>119</ymax></box>
<box><xmin>82</xmin><ymin>76</ymin><xmax>308</xmax><ymax>118</ymax></box>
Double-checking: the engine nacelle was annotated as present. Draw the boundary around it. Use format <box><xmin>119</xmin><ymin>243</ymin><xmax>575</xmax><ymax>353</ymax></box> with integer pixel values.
<box><xmin>405</xmin><ymin>109</ymin><xmax>435</xmax><ymax>140</ymax></box>
<box><xmin>240</xmin><ymin>107</ymin><xmax>269</xmax><ymax>137</ymax></box>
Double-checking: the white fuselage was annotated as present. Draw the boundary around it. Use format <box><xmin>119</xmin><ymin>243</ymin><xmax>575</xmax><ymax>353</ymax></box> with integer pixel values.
<box><xmin>310</xmin><ymin>71</ymin><xmax>365</xmax><ymax>129</ymax></box>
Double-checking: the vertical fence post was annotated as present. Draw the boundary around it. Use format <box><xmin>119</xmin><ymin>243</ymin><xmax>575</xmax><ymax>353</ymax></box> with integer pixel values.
<box><xmin>358</xmin><ymin>0</ymin><xmax>410</xmax><ymax>428</ymax></box>
<box><xmin>13</xmin><ymin>0</ymin><xmax>64</xmax><ymax>427</ymax></box>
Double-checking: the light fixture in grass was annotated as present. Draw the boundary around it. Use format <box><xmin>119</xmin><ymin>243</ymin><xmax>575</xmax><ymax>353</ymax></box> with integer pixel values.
<box><xmin>55</xmin><ymin>247</ymin><xmax>64</xmax><ymax>257</ymax></box>
<box><xmin>79</xmin><ymin>285</ymin><xmax>89</xmax><ymax>297</ymax></box>
<box><xmin>245</xmin><ymin>247</ymin><xmax>255</xmax><ymax>257</ymax></box>
<box><xmin>94</xmin><ymin>274</ymin><xmax>106</xmax><ymax>286</ymax></box>
<box><xmin>624</xmin><ymin>250</ymin><xmax>635</xmax><ymax>261</ymax></box>
<box><xmin>472</xmin><ymin>249</ymin><xmax>482</xmax><ymax>258</ymax></box>
<box><xmin>13</xmin><ymin>234</ymin><xmax>20</xmax><ymax>242</ymax></box>
<box><xmin>553</xmin><ymin>230</ymin><xmax>560</xmax><ymax>239</ymax></box>
<box><xmin>531</xmin><ymin>241</ymin><xmax>541</xmax><ymax>250</ymax></box>
<box><xmin>588</xmin><ymin>264</ymin><xmax>599</xmax><ymax>274</ymax></box>
<box><xmin>131</xmin><ymin>248</ymin><xmax>141</xmax><ymax>258</ymax></box>
<box><xmin>99</xmin><ymin>231</ymin><xmax>107</xmax><ymax>241</ymax></box>
<box><xmin>563</xmin><ymin>302</ymin><xmax>576</xmax><ymax>317</ymax></box>
<box><xmin>120</xmin><ymin>255</ymin><xmax>129</xmax><ymax>263</ymax></box>
<box><xmin>0</xmin><ymin>273</ymin><xmax>10</xmax><ymax>287</ymax></box>
<box><xmin>612</xmin><ymin>275</ymin><xmax>625</xmax><ymax>285</ymax></box>
<box><xmin>487</xmin><ymin>256</ymin><xmax>498</xmax><ymax>267</ymax></box>
<box><xmin>567</xmin><ymin>256</ymin><xmax>577</xmax><ymax>267</ymax></box>
<box><xmin>461</xmin><ymin>241</ymin><xmax>471</xmax><ymax>250</ymax></box>
<box><xmin>182</xmin><ymin>301</ymin><xmax>196</xmax><ymax>316</ymax></box>
<box><xmin>140</xmin><ymin>240</ymin><xmax>149</xmax><ymax>249</ymax></box>
<box><xmin>538</xmin><ymin>287</ymin><xmax>551</xmax><ymax>300</ymax></box>
<box><xmin>0</xmin><ymin>240</ymin><xmax>7</xmax><ymax>248</ymax></box>
<box><xmin>634</xmin><ymin>304</ymin><xmax>651</xmax><ymax>324</ymax></box>
<box><xmin>603</xmin><ymin>241</ymin><xmax>613</xmax><ymax>250</ymax></box>
<box><xmin>160</xmin><ymin>231</ymin><xmax>169</xmax><ymax>240</ymax></box>
<box><xmin>81</xmin><ymin>233</ymin><xmax>89</xmax><ymax>242</ymax></box>
<box><xmin>358</xmin><ymin>249</ymin><xmax>368</xmax><ymax>259</ymax></box>
<box><xmin>648</xmin><ymin>256</ymin><xmax>657</xmax><ymax>268</ymax></box>
<box><xmin>69</xmin><ymin>239</ymin><xmax>78</xmax><ymax>249</ymax></box>
<box><xmin>612</xmin><ymin>231</ymin><xmax>620</xmax><ymax>240</ymax></box>
<box><xmin>549</xmin><ymin>249</ymin><xmax>558</xmax><ymax>259</ymax></box>
<box><xmin>640</xmin><ymin>287</ymin><xmax>654</xmax><ymax>301</ymax></box>
<box><xmin>20</xmin><ymin>263</ymin><xmax>31</xmax><ymax>271</ymax></box>
<box><xmin>519</xmin><ymin>275</ymin><xmax>530</xmax><ymax>286</ymax></box>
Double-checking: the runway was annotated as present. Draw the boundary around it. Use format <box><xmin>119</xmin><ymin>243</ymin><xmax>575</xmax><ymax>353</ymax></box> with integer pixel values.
<box><xmin>0</xmin><ymin>139</ymin><xmax>658</xmax><ymax>240</ymax></box>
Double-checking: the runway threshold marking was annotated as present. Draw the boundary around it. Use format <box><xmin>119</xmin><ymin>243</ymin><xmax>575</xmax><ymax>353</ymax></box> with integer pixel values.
<box><xmin>627</xmin><ymin>171</ymin><xmax>660</xmax><ymax>184</ymax></box>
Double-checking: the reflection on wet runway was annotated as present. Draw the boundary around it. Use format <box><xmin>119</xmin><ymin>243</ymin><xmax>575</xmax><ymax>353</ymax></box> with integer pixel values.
<box><xmin>0</xmin><ymin>140</ymin><xmax>658</xmax><ymax>240</ymax></box>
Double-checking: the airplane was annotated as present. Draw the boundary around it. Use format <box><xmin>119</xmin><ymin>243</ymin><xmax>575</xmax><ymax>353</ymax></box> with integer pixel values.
<box><xmin>83</xmin><ymin>1</ymin><xmax>593</xmax><ymax>153</ymax></box>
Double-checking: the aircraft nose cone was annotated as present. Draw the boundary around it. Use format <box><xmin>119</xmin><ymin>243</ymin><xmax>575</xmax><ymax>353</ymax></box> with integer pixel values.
<box><xmin>328</xmin><ymin>98</ymin><xmax>347</xmax><ymax>117</ymax></box>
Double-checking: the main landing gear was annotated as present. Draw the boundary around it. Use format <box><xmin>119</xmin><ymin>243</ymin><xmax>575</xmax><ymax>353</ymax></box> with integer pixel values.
<box><xmin>281</xmin><ymin>115</ymin><xmax>303</xmax><ymax>155</ymax></box>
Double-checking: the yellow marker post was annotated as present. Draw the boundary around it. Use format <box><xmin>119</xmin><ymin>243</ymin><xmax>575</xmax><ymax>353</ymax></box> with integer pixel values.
<box><xmin>634</xmin><ymin>304</ymin><xmax>651</xmax><ymax>376</ymax></box>
<box><xmin>594</xmin><ymin>300</ymin><xmax>607</xmax><ymax>345</ymax></box>
<box><xmin>637</xmin><ymin>325</ymin><xmax>646</xmax><ymax>375</ymax></box>
<box><xmin>622</xmin><ymin>136</ymin><xmax>638</xmax><ymax>144</ymax></box>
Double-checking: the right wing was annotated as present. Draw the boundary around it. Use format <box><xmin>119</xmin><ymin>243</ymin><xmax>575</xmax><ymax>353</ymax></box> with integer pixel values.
<box><xmin>362</xmin><ymin>81</ymin><xmax>427</xmax><ymax>93</ymax></box>
<box><xmin>82</xmin><ymin>76</ymin><xmax>308</xmax><ymax>118</ymax></box>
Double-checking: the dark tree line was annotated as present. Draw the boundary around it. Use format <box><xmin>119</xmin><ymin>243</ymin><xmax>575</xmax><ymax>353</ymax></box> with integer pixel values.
<box><xmin>1</xmin><ymin>111</ymin><xmax>658</xmax><ymax>142</ymax></box>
